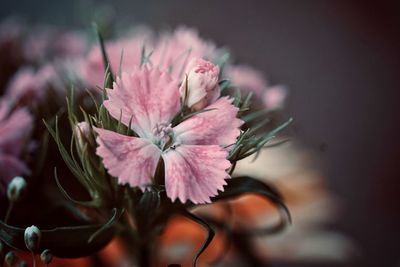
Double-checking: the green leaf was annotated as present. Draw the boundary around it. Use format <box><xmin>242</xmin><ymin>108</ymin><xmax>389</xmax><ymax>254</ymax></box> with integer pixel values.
<box><xmin>241</xmin><ymin>109</ymin><xmax>269</xmax><ymax>123</ymax></box>
<box><xmin>182</xmin><ymin>211</ymin><xmax>215</xmax><ymax>267</ymax></box>
<box><xmin>88</xmin><ymin>208</ymin><xmax>124</xmax><ymax>243</ymax></box>
<box><xmin>118</xmin><ymin>48</ymin><xmax>124</xmax><ymax>78</ymax></box>
<box><xmin>93</xmin><ymin>23</ymin><xmax>114</xmax><ymax>87</ymax></box>
<box><xmin>215</xmin><ymin>52</ymin><xmax>230</xmax><ymax>78</ymax></box>
<box><xmin>0</xmin><ymin>219</ymin><xmax>116</xmax><ymax>258</ymax></box>
<box><xmin>219</xmin><ymin>79</ymin><xmax>231</xmax><ymax>95</ymax></box>
<box><xmin>43</xmin><ymin>118</ymin><xmax>87</xmax><ymax>186</ymax></box>
<box><xmin>211</xmin><ymin>176</ymin><xmax>291</xmax><ymax>234</ymax></box>
<box><xmin>54</xmin><ymin>168</ymin><xmax>97</xmax><ymax>207</ymax></box>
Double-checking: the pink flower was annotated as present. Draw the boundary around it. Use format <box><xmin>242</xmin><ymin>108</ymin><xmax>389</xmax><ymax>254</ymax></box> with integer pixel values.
<box><xmin>79</xmin><ymin>26</ymin><xmax>218</xmax><ymax>88</ymax></box>
<box><xmin>263</xmin><ymin>85</ymin><xmax>287</xmax><ymax>110</ymax></box>
<box><xmin>225</xmin><ymin>64</ymin><xmax>267</xmax><ymax>96</ymax></box>
<box><xmin>95</xmin><ymin>66</ymin><xmax>243</xmax><ymax>203</ymax></box>
<box><xmin>5</xmin><ymin>64</ymin><xmax>64</xmax><ymax>105</ymax></box>
<box><xmin>151</xmin><ymin>26</ymin><xmax>218</xmax><ymax>76</ymax></box>
<box><xmin>226</xmin><ymin>64</ymin><xmax>287</xmax><ymax>110</ymax></box>
<box><xmin>0</xmin><ymin>99</ymin><xmax>33</xmax><ymax>195</ymax></box>
<box><xmin>80</xmin><ymin>30</ymin><xmax>154</xmax><ymax>87</ymax></box>
<box><xmin>180</xmin><ymin>58</ymin><xmax>220</xmax><ymax>111</ymax></box>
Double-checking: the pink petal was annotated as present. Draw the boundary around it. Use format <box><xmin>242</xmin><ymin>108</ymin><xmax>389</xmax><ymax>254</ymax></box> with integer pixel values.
<box><xmin>5</xmin><ymin>64</ymin><xmax>63</xmax><ymax>105</ymax></box>
<box><xmin>173</xmin><ymin>97</ymin><xmax>243</xmax><ymax>146</ymax></box>
<box><xmin>80</xmin><ymin>30</ymin><xmax>154</xmax><ymax>87</ymax></box>
<box><xmin>0</xmin><ymin>99</ymin><xmax>10</xmax><ymax>121</ymax></box>
<box><xmin>104</xmin><ymin>67</ymin><xmax>181</xmax><ymax>138</ymax></box>
<box><xmin>94</xmin><ymin>127</ymin><xmax>161</xmax><ymax>187</ymax></box>
<box><xmin>151</xmin><ymin>27</ymin><xmax>217</xmax><ymax>77</ymax></box>
<box><xmin>225</xmin><ymin>64</ymin><xmax>268</xmax><ymax>96</ymax></box>
<box><xmin>163</xmin><ymin>145</ymin><xmax>231</xmax><ymax>204</ymax></box>
<box><xmin>0</xmin><ymin>153</ymin><xmax>29</xmax><ymax>195</ymax></box>
<box><xmin>0</xmin><ymin>104</ymin><xmax>33</xmax><ymax>156</ymax></box>
<box><xmin>263</xmin><ymin>85</ymin><xmax>287</xmax><ymax>110</ymax></box>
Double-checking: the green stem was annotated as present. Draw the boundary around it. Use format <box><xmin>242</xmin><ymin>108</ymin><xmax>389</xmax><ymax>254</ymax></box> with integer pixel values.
<box><xmin>4</xmin><ymin>201</ymin><xmax>14</xmax><ymax>223</ymax></box>
<box><xmin>31</xmin><ymin>251</ymin><xmax>36</xmax><ymax>267</ymax></box>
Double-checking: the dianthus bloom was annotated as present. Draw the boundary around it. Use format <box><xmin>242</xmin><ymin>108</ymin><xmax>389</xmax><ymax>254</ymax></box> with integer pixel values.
<box><xmin>95</xmin><ymin>66</ymin><xmax>243</xmax><ymax>203</ymax></box>
<box><xmin>5</xmin><ymin>64</ymin><xmax>63</xmax><ymax>105</ymax></box>
<box><xmin>0</xmin><ymin>99</ymin><xmax>32</xmax><ymax>194</ymax></box>
<box><xmin>80</xmin><ymin>29</ymin><xmax>154</xmax><ymax>87</ymax></box>
<box><xmin>226</xmin><ymin>64</ymin><xmax>287</xmax><ymax>110</ymax></box>
<box><xmin>80</xmin><ymin>26</ymin><xmax>218</xmax><ymax>87</ymax></box>
<box><xmin>151</xmin><ymin>26</ymin><xmax>218</xmax><ymax>76</ymax></box>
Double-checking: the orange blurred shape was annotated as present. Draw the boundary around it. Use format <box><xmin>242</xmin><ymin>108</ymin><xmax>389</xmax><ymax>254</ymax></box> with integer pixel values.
<box><xmin>157</xmin><ymin>215</ymin><xmax>225</xmax><ymax>267</ymax></box>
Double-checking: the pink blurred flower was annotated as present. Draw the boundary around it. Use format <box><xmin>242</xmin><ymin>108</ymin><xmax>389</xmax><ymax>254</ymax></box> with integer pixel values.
<box><xmin>79</xmin><ymin>26</ymin><xmax>218</xmax><ymax>88</ymax></box>
<box><xmin>180</xmin><ymin>58</ymin><xmax>220</xmax><ymax>111</ymax></box>
<box><xmin>5</xmin><ymin>64</ymin><xmax>64</xmax><ymax>105</ymax></box>
<box><xmin>226</xmin><ymin>64</ymin><xmax>287</xmax><ymax>110</ymax></box>
<box><xmin>95</xmin><ymin>66</ymin><xmax>242</xmax><ymax>204</ymax></box>
<box><xmin>0</xmin><ymin>99</ymin><xmax>33</xmax><ymax>195</ymax></box>
<box><xmin>225</xmin><ymin>65</ymin><xmax>267</xmax><ymax>96</ymax></box>
<box><xmin>80</xmin><ymin>30</ymin><xmax>154</xmax><ymax>87</ymax></box>
<box><xmin>152</xmin><ymin>26</ymin><xmax>218</xmax><ymax>76</ymax></box>
<box><xmin>263</xmin><ymin>85</ymin><xmax>287</xmax><ymax>110</ymax></box>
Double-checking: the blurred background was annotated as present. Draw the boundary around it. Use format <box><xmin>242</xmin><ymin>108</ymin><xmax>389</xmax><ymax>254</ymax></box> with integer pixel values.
<box><xmin>1</xmin><ymin>1</ymin><xmax>399</xmax><ymax>266</ymax></box>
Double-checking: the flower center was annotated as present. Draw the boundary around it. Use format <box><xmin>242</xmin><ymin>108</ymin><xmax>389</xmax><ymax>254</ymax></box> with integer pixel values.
<box><xmin>152</xmin><ymin>123</ymin><xmax>174</xmax><ymax>150</ymax></box>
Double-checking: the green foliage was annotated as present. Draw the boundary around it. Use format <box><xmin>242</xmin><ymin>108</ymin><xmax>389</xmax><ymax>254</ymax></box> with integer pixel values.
<box><xmin>0</xmin><ymin>216</ymin><xmax>117</xmax><ymax>258</ymax></box>
<box><xmin>183</xmin><ymin>211</ymin><xmax>215</xmax><ymax>267</ymax></box>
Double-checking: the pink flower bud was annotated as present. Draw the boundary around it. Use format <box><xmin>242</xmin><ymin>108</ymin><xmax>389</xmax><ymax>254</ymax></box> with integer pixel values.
<box><xmin>180</xmin><ymin>58</ymin><xmax>220</xmax><ymax>111</ymax></box>
<box><xmin>74</xmin><ymin>121</ymin><xmax>94</xmax><ymax>148</ymax></box>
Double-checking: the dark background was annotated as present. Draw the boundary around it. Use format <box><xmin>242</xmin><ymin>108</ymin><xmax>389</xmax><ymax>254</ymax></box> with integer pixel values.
<box><xmin>1</xmin><ymin>1</ymin><xmax>399</xmax><ymax>266</ymax></box>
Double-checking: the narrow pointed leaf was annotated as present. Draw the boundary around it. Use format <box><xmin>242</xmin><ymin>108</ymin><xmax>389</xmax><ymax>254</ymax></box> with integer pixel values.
<box><xmin>182</xmin><ymin>211</ymin><xmax>215</xmax><ymax>267</ymax></box>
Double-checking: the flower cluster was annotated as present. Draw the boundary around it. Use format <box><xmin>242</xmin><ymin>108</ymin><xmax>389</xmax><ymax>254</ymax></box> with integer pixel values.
<box><xmin>0</xmin><ymin>17</ymin><xmax>349</xmax><ymax>267</ymax></box>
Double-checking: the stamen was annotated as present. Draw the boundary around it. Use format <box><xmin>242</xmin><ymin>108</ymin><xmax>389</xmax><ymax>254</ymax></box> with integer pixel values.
<box><xmin>152</xmin><ymin>123</ymin><xmax>174</xmax><ymax>149</ymax></box>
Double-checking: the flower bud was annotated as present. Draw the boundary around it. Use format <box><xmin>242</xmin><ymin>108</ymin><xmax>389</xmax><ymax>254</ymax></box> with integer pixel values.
<box><xmin>24</xmin><ymin>225</ymin><xmax>41</xmax><ymax>251</ymax></box>
<box><xmin>5</xmin><ymin>251</ymin><xmax>18</xmax><ymax>266</ymax></box>
<box><xmin>74</xmin><ymin>121</ymin><xmax>94</xmax><ymax>148</ymax></box>
<box><xmin>7</xmin><ymin>176</ymin><xmax>27</xmax><ymax>202</ymax></box>
<box><xmin>180</xmin><ymin>58</ymin><xmax>220</xmax><ymax>111</ymax></box>
<box><xmin>40</xmin><ymin>249</ymin><xmax>53</xmax><ymax>265</ymax></box>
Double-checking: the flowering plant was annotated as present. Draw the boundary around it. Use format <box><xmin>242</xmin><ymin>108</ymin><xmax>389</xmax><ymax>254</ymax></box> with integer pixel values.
<box><xmin>0</xmin><ymin>22</ymin><xmax>293</xmax><ymax>267</ymax></box>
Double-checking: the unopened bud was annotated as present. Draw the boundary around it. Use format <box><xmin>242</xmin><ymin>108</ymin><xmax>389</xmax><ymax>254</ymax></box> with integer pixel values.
<box><xmin>180</xmin><ymin>58</ymin><xmax>220</xmax><ymax>111</ymax></box>
<box><xmin>74</xmin><ymin>121</ymin><xmax>94</xmax><ymax>148</ymax></box>
<box><xmin>40</xmin><ymin>249</ymin><xmax>53</xmax><ymax>265</ymax></box>
<box><xmin>5</xmin><ymin>251</ymin><xmax>18</xmax><ymax>266</ymax></box>
<box><xmin>7</xmin><ymin>176</ymin><xmax>27</xmax><ymax>202</ymax></box>
<box><xmin>24</xmin><ymin>225</ymin><xmax>41</xmax><ymax>251</ymax></box>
